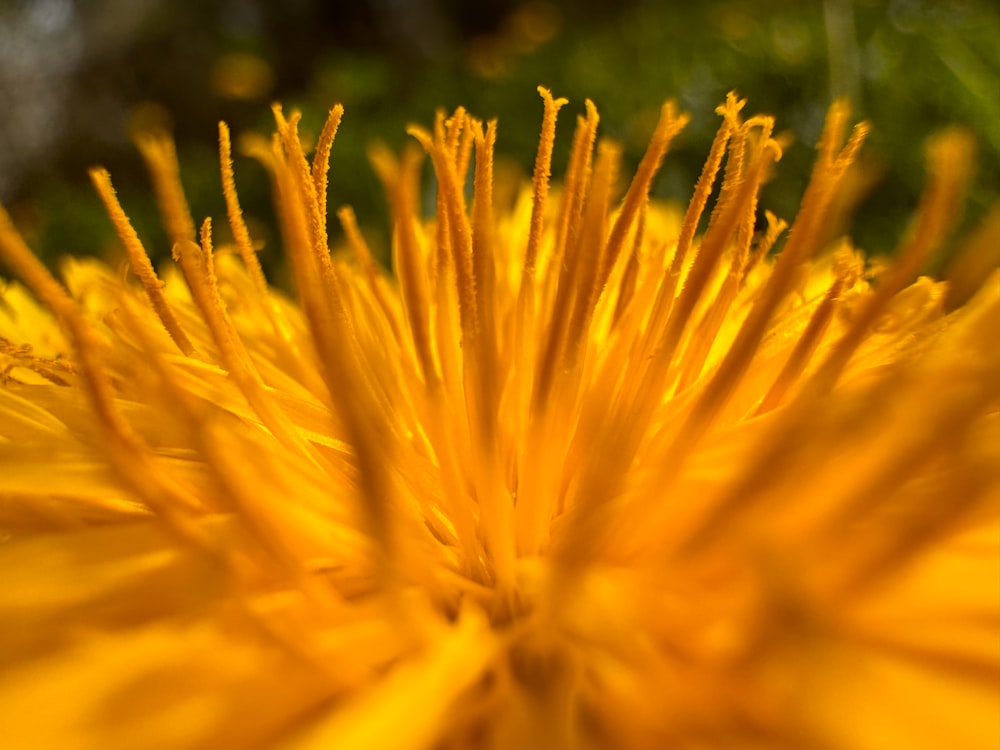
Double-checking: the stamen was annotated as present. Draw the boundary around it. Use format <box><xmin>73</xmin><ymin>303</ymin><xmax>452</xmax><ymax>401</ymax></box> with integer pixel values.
<box><xmin>561</xmin><ymin>138</ymin><xmax>779</xmax><ymax>575</ymax></box>
<box><xmin>218</xmin><ymin>122</ymin><xmax>270</xmax><ymax>298</ymax></box>
<box><xmin>264</xmin><ymin>127</ymin><xmax>326</xmax><ymax>313</ymax></box>
<box><xmin>275</xmin><ymin>109</ymin><xmax>341</xmax><ymax>307</ymax></box>
<box><xmin>268</xmin><ymin>115</ymin><xmax>412</xmax><ymax>579</ymax></box>
<box><xmin>641</xmin><ymin>135</ymin><xmax>783</xmax><ymax>407</ymax></box>
<box><xmin>0</xmin><ymin>204</ymin><xmax>210</xmax><ymax>539</ymax></box>
<box><xmin>134</xmin><ymin>131</ymin><xmax>197</xmax><ymax>250</ymax></box>
<box><xmin>455</xmin><ymin>114</ymin><xmax>476</xmax><ymax>187</ymax></box>
<box><xmin>675</xmin><ymin>115</ymin><xmax>958</xmax><ymax>561</ymax></box>
<box><xmin>672</xmin><ymin>119</ymin><xmax>776</xmax><ymax>393</ymax></box>
<box><xmin>631</xmin><ymin>95</ymin><xmax>742</xmax><ymax>388</ymax></box>
<box><xmin>175</xmin><ymin>220</ymin><xmax>322</xmax><ymax>466</ymax></box>
<box><xmin>743</xmin><ymin>210</ymin><xmax>787</xmax><ymax>279</ymax></box>
<box><xmin>444</xmin><ymin>107</ymin><xmax>467</xmax><ymax>158</ymax></box>
<box><xmin>731</xmin><ymin>116</ymin><xmax>776</xmax><ymax>271</ymax></box>
<box><xmin>811</xmin><ymin>127</ymin><xmax>972</xmax><ymax>396</ymax></box>
<box><xmin>561</xmin><ymin>138</ymin><xmax>620</xmax><ymax>367</ymax></box>
<box><xmin>611</xmin><ymin>201</ymin><xmax>646</xmax><ymax>326</ymax></box>
<box><xmin>532</xmin><ymin>101</ymin><xmax>599</xmax><ymax>409</ymax></box>
<box><xmin>523</xmin><ymin>86</ymin><xmax>568</xmax><ymax>277</ymax></box>
<box><xmin>0</xmin><ymin>337</ymin><xmax>79</xmax><ymax>384</ymax></box>
<box><xmin>370</xmin><ymin>142</ymin><xmax>437</xmax><ymax>385</ymax></box>
<box><xmin>408</xmin><ymin>125</ymin><xmax>477</xmax><ymax>340</ymax></box>
<box><xmin>311</xmin><ymin>104</ymin><xmax>346</xmax><ymax>233</ymax></box>
<box><xmin>673</xmin><ymin>114</ymin><xmax>868</xmax><ymax>430</ymax></box>
<box><xmin>594</xmin><ymin>100</ymin><xmax>688</xmax><ymax>298</ymax></box>
<box><xmin>514</xmin><ymin>88</ymin><xmax>567</xmax><ymax>434</ymax></box>
<box><xmin>674</xmin><ymin>92</ymin><xmax>744</xmax><ymax>276</ymax></box>
<box><xmin>0</xmin><ymin>206</ymin><xmax>121</xmax><ymax>431</ymax></box>
<box><xmin>471</xmin><ymin>118</ymin><xmax>500</xmax><ymax>371</ymax></box>
<box><xmin>89</xmin><ymin>167</ymin><xmax>195</xmax><ymax>356</ymax></box>
<box><xmin>551</xmin><ymin>100</ymin><xmax>600</xmax><ymax>282</ymax></box>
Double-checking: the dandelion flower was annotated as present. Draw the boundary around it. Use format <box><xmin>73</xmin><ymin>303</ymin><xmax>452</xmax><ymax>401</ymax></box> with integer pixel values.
<box><xmin>0</xmin><ymin>89</ymin><xmax>998</xmax><ymax>749</ymax></box>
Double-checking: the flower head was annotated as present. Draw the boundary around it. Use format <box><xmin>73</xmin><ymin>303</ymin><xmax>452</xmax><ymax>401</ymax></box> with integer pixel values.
<box><xmin>0</xmin><ymin>89</ymin><xmax>998</xmax><ymax>749</ymax></box>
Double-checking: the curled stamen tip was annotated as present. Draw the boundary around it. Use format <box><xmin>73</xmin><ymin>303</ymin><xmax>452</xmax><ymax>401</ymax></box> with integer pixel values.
<box><xmin>742</xmin><ymin>115</ymin><xmax>775</xmax><ymax>133</ymax></box>
<box><xmin>758</xmin><ymin>137</ymin><xmax>784</xmax><ymax>163</ymax></box>
<box><xmin>405</xmin><ymin>125</ymin><xmax>435</xmax><ymax>151</ymax></box>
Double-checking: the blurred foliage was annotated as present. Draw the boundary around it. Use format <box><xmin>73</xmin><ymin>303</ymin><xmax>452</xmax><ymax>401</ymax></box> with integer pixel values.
<box><xmin>2</xmin><ymin>0</ymin><xmax>998</xmax><ymax>281</ymax></box>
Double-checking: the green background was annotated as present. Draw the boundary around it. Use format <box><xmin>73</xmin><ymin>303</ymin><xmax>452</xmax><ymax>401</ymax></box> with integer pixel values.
<box><xmin>1</xmin><ymin>0</ymin><xmax>997</xmax><ymax>280</ymax></box>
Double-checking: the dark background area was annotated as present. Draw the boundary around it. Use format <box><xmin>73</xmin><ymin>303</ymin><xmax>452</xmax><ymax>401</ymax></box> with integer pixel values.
<box><xmin>0</xmin><ymin>0</ymin><xmax>997</xmax><ymax>279</ymax></box>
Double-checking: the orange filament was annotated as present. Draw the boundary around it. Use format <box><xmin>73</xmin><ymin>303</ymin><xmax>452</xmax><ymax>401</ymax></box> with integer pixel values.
<box><xmin>523</xmin><ymin>87</ymin><xmax>568</xmax><ymax>277</ymax></box>
<box><xmin>89</xmin><ymin>167</ymin><xmax>195</xmax><ymax>357</ymax></box>
<box><xmin>218</xmin><ymin>121</ymin><xmax>270</xmax><ymax>298</ymax></box>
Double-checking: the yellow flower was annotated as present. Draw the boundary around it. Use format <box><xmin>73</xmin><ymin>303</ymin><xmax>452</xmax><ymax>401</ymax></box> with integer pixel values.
<box><xmin>0</xmin><ymin>88</ymin><xmax>997</xmax><ymax>749</ymax></box>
